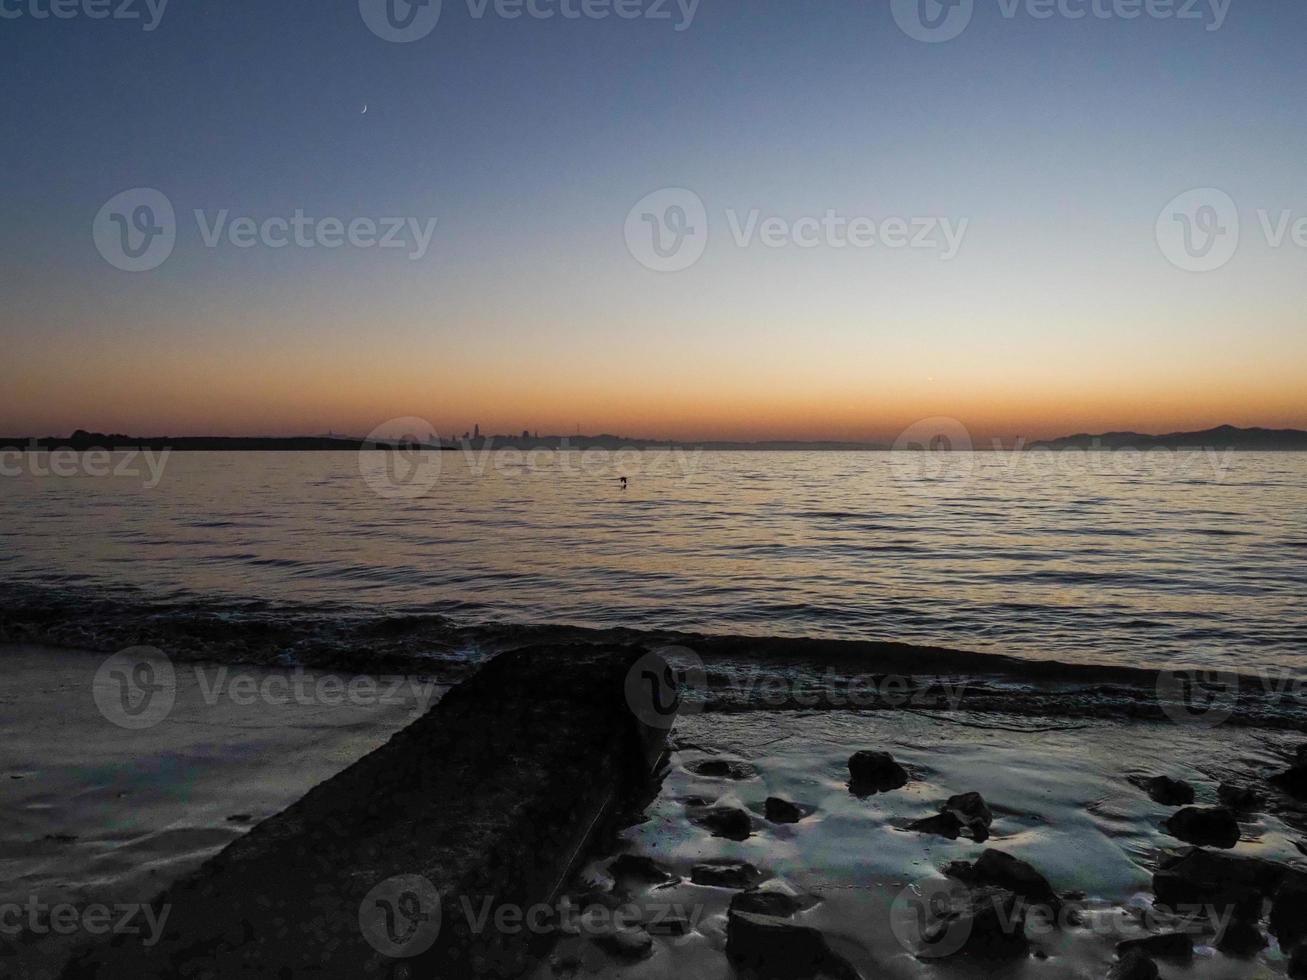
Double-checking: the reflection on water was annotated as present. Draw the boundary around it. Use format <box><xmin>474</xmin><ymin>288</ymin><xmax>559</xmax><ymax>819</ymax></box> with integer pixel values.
<box><xmin>1</xmin><ymin>450</ymin><xmax>1303</xmax><ymax>672</ymax></box>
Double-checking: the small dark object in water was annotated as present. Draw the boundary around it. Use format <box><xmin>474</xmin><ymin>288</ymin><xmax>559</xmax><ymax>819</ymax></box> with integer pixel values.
<box><xmin>945</xmin><ymin>849</ymin><xmax>1061</xmax><ymax>913</ymax></box>
<box><xmin>1218</xmin><ymin>783</ymin><xmax>1262</xmax><ymax>812</ymax></box>
<box><xmin>686</xmin><ymin>758</ymin><xmax>758</xmax><ymax>780</ymax></box>
<box><xmin>764</xmin><ymin>797</ymin><xmax>805</xmax><ymax>824</ymax></box>
<box><xmin>690</xmin><ymin>860</ymin><xmax>766</xmax><ymax>889</ymax></box>
<box><xmin>920</xmin><ymin>886</ymin><xmax>1030</xmax><ymax>960</ymax></box>
<box><xmin>730</xmin><ymin>890</ymin><xmax>803</xmax><ymax>918</ymax></box>
<box><xmin>592</xmin><ymin>925</ymin><xmax>653</xmax><ymax>959</ymax></box>
<box><xmin>609</xmin><ymin>854</ymin><xmax>676</xmax><ymax>885</ymax></box>
<box><xmin>908</xmin><ymin>811</ymin><xmax>963</xmax><ymax>840</ymax></box>
<box><xmin>1216</xmin><ymin>918</ymin><xmax>1267</xmax><ymax>956</ymax></box>
<box><xmin>726</xmin><ymin>910</ymin><xmax>861</xmax><ymax>979</ymax></box>
<box><xmin>848</xmin><ymin>750</ymin><xmax>909</xmax><ymax>794</ymax></box>
<box><xmin>1117</xmin><ymin>932</ymin><xmax>1192</xmax><ymax>961</ymax></box>
<box><xmin>1271</xmin><ymin>874</ymin><xmax>1307</xmax><ymax>951</ymax></box>
<box><xmin>1109</xmin><ymin>951</ymin><xmax>1159</xmax><ymax>980</ymax></box>
<box><xmin>1143</xmin><ymin>776</ymin><xmax>1195</xmax><ymax>807</ymax></box>
<box><xmin>1164</xmin><ymin>806</ymin><xmax>1241</xmax><ymax>849</ymax></box>
<box><xmin>688</xmin><ymin>804</ymin><xmax>752</xmax><ymax>840</ymax></box>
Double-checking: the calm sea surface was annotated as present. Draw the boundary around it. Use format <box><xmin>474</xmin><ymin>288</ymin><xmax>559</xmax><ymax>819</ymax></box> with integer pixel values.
<box><xmin>1</xmin><ymin>450</ymin><xmax>1304</xmax><ymax>672</ymax></box>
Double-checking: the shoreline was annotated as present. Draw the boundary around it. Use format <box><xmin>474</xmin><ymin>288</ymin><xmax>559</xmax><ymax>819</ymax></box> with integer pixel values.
<box><xmin>3</xmin><ymin>587</ymin><xmax>1304</xmax><ymax>732</ymax></box>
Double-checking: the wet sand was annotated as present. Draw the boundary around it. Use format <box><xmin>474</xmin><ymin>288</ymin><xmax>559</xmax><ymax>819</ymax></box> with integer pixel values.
<box><xmin>0</xmin><ymin>644</ymin><xmax>443</xmax><ymax>977</ymax></box>
<box><xmin>542</xmin><ymin>710</ymin><xmax>1307</xmax><ymax>979</ymax></box>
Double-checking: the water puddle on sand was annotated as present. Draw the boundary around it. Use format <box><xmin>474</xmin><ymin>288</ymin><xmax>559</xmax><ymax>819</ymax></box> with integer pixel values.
<box><xmin>540</xmin><ymin>711</ymin><xmax>1306</xmax><ymax>979</ymax></box>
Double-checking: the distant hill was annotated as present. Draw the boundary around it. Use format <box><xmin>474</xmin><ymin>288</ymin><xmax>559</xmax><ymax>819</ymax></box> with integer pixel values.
<box><xmin>1028</xmin><ymin>425</ymin><xmax>1307</xmax><ymax>451</ymax></box>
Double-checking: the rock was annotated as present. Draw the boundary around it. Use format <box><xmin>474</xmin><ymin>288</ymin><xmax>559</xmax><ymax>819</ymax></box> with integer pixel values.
<box><xmin>1152</xmin><ymin>870</ymin><xmax>1261</xmax><ymax>920</ymax></box>
<box><xmin>644</xmin><ymin>911</ymin><xmax>693</xmax><ymax>937</ymax></box>
<box><xmin>1215</xmin><ymin>917</ymin><xmax>1267</xmax><ymax>956</ymax></box>
<box><xmin>686</xmin><ymin>758</ymin><xmax>758</xmax><ymax>780</ymax></box>
<box><xmin>1271</xmin><ymin>875</ymin><xmax>1307</xmax><ymax>951</ymax></box>
<box><xmin>943</xmin><ymin>792</ymin><xmax>994</xmax><ymax>831</ymax></box>
<box><xmin>730</xmin><ymin>890</ymin><xmax>804</xmax><ymax>918</ymax></box>
<box><xmin>1164</xmin><ymin>807</ymin><xmax>1241</xmax><ymax>849</ymax></box>
<box><xmin>920</xmin><ymin>887</ymin><xmax>1029</xmax><ymax>960</ymax></box>
<box><xmin>725</xmin><ymin>911</ymin><xmax>860</xmax><ymax>980</ymax></box>
<box><xmin>1272</xmin><ymin>765</ymin><xmax>1307</xmax><ymax>800</ymax></box>
<box><xmin>1150</xmin><ymin>849</ymin><xmax>1282</xmax><ymax>920</ymax></box>
<box><xmin>764</xmin><ymin>797</ymin><xmax>805</xmax><ymax>824</ymax></box>
<box><xmin>690</xmin><ymin>860</ymin><xmax>767</xmax><ymax>889</ymax></box>
<box><xmin>1290</xmin><ymin>943</ymin><xmax>1307</xmax><ymax>980</ymax></box>
<box><xmin>848</xmin><ymin>751</ymin><xmax>909</xmax><ymax>794</ymax></box>
<box><xmin>1157</xmin><ymin>848</ymin><xmax>1297</xmax><ymax>895</ymax></box>
<box><xmin>1116</xmin><ymin>932</ymin><xmax>1192</xmax><ymax>961</ymax></box>
<box><xmin>944</xmin><ymin>849</ymin><xmax>1061</xmax><ymax>912</ymax></box>
<box><xmin>688</xmin><ymin>804</ymin><xmax>752</xmax><ymax>841</ymax></box>
<box><xmin>608</xmin><ymin>854</ymin><xmax>677</xmax><ymax>885</ymax></box>
<box><xmin>1144</xmin><ymin>776</ymin><xmax>1195</xmax><ymax>807</ymax></box>
<box><xmin>908</xmin><ymin>812</ymin><xmax>963</xmax><ymax>840</ymax></box>
<box><xmin>1217</xmin><ymin>783</ymin><xmax>1262</xmax><ymax>812</ymax></box>
<box><xmin>592</xmin><ymin>925</ymin><xmax>653</xmax><ymax>959</ymax></box>
<box><xmin>1108</xmin><ymin>951</ymin><xmax>1159</xmax><ymax>980</ymax></box>
<box><xmin>225</xmin><ymin>814</ymin><xmax>252</xmax><ymax>824</ymax></box>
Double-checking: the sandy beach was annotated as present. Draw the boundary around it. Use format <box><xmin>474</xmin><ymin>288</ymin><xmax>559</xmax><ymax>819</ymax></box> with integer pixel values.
<box><xmin>0</xmin><ymin>644</ymin><xmax>444</xmax><ymax>978</ymax></box>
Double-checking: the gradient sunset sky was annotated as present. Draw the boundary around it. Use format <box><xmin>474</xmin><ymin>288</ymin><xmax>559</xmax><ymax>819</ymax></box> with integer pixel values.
<box><xmin>2</xmin><ymin>0</ymin><xmax>1304</xmax><ymax>443</ymax></box>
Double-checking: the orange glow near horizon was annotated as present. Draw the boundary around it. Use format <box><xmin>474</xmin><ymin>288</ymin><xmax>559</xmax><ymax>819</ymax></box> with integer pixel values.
<box><xmin>5</xmin><ymin>326</ymin><xmax>1305</xmax><ymax>444</ymax></box>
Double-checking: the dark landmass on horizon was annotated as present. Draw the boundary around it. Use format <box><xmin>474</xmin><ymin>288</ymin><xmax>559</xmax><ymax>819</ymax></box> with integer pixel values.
<box><xmin>1027</xmin><ymin>424</ymin><xmax>1307</xmax><ymax>452</ymax></box>
<box><xmin>2</xmin><ymin>424</ymin><xmax>1306</xmax><ymax>452</ymax></box>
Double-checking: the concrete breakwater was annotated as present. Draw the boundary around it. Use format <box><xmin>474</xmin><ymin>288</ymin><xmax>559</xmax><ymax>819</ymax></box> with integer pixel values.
<box><xmin>64</xmin><ymin>644</ymin><xmax>667</xmax><ymax>978</ymax></box>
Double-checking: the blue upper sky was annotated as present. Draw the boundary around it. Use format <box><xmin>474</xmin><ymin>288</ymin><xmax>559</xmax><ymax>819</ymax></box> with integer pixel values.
<box><xmin>2</xmin><ymin>0</ymin><xmax>1305</xmax><ymax>440</ymax></box>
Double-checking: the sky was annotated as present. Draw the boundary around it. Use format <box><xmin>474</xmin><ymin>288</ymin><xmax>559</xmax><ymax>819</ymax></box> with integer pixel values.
<box><xmin>2</xmin><ymin>0</ymin><xmax>1305</xmax><ymax>443</ymax></box>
